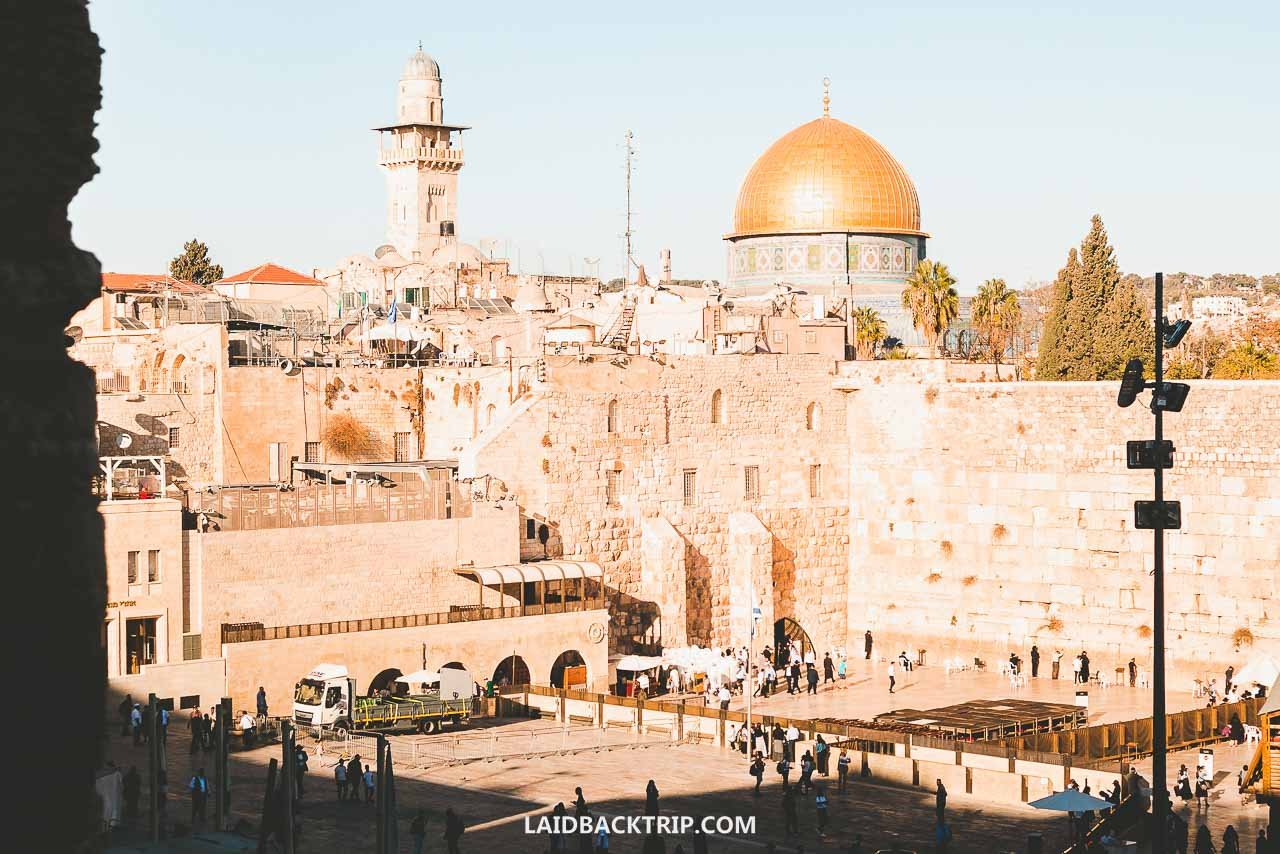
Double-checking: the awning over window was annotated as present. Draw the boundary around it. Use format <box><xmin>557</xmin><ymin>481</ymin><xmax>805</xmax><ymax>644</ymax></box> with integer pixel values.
<box><xmin>456</xmin><ymin>560</ymin><xmax>604</xmax><ymax>586</ymax></box>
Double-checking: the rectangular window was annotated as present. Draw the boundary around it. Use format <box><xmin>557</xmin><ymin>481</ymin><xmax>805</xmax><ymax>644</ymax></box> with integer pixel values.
<box><xmin>127</xmin><ymin>550</ymin><xmax>139</xmax><ymax>584</ymax></box>
<box><xmin>304</xmin><ymin>441</ymin><xmax>320</xmax><ymax>463</ymax></box>
<box><xmin>269</xmin><ymin>442</ymin><xmax>286</xmax><ymax>481</ymax></box>
<box><xmin>605</xmin><ymin>470</ymin><xmax>620</xmax><ymax>507</ymax></box>
<box><xmin>809</xmin><ymin>464</ymin><xmax>823</xmax><ymax>499</ymax></box>
<box><xmin>682</xmin><ymin>469</ymin><xmax>697</xmax><ymax>507</ymax></box>
<box><xmin>744</xmin><ymin>465</ymin><xmax>760</xmax><ymax>500</ymax></box>
<box><xmin>125</xmin><ymin>617</ymin><xmax>158</xmax><ymax>674</ymax></box>
<box><xmin>805</xmin><ymin>330</ymin><xmax>817</xmax><ymax>345</ymax></box>
<box><xmin>167</xmin><ymin>426</ymin><xmax>180</xmax><ymax>449</ymax></box>
<box><xmin>179</xmin><ymin>694</ymin><xmax>201</xmax><ymax>709</ymax></box>
<box><xmin>182</xmin><ymin>634</ymin><xmax>202</xmax><ymax>662</ymax></box>
<box><xmin>526</xmin><ymin>519</ymin><xmax>536</xmax><ymax>540</ymax></box>
<box><xmin>147</xmin><ymin>549</ymin><xmax>161</xmax><ymax>583</ymax></box>
<box><xmin>394</xmin><ymin>432</ymin><xmax>412</xmax><ymax>462</ymax></box>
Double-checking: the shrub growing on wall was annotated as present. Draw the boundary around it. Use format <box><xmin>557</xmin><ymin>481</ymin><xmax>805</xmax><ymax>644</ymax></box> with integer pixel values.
<box><xmin>322</xmin><ymin>413</ymin><xmax>385</xmax><ymax>461</ymax></box>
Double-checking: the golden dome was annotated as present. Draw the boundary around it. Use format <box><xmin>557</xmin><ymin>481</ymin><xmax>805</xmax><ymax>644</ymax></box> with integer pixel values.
<box><xmin>729</xmin><ymin>116</ymin><xmax>923</xmax><ymax>239</ymax></box>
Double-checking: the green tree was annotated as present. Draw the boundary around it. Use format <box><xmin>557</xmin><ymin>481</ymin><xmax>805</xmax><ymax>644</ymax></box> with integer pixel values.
<box><xmin>169</xmin><ymin>238</ymin><xmax>223</xmax><ymax>285</ymax></box>
<box><xmin>901</xmin><ymin>259</ymin><xmax>959</xmax><ymax>357</ymax></box>
<box><xmin>1093</xmin><ymin>270</ymin><xmax>1150</xmax><ymax>379</ymax></box>
<box><xmin>1212</xmin><ymin>342</ymin><xmax>1279</xmax><ymax>379</ymax></box>
<box><xmin>971</xmin><ymin>278</ymin><xmax>1023</xmax><ymax>378</ymax></box>
<box><xmin>851</xmin><ymin>305</ymin><xmax>886</xmax><ymax>360</ymax></box>
<box><xmin>1033</xmin><ymin>249</ymin><xmax>1081</xmax><ymax>380</ymax></box>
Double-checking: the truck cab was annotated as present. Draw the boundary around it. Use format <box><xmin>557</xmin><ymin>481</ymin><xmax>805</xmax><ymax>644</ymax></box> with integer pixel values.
<box><xmin>292</xmin><ymin>663</ymin><xmax>354</xmax><ymax>729</ymax></box>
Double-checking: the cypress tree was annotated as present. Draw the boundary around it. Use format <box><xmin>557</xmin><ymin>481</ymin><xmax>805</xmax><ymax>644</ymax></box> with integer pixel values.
<box><xmin>1068</xmin><ymin>215</ymin><xmax>1118</xmax><ymax>378</ymax></box>
<box><xmin>1094</xmin><ymin>272</ymin><xmax>1150</xmax><ymax>379</ymax></box>
<box><xmin>1035</xmin><ymin>248</ymin><xmax>1080</xmax><ymax>380</ymax></box>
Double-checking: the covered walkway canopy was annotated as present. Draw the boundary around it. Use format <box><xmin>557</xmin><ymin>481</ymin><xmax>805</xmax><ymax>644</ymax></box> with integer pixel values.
<box><xmin>455</xmin><ymin>560</ymin><xmax>606</xmax><ymax>615</ymax></box>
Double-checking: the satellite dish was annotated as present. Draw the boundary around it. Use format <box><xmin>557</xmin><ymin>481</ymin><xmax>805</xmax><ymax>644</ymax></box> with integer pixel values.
<box><xmin>279</xmin><ymin>359</ymin><xmax>296</xmax><ymax>374</ymax></box>
<box><xmin>65</xmin><ymin>326</ymin><xmax>83</xmax><ymax>344</ymax></box>
<box><xmin>117</xmin><ymin>434</ymin><xmax>133</xmax><ymax>450</ymax></box>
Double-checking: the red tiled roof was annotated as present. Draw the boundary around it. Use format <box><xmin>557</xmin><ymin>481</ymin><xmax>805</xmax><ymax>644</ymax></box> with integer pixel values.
<box><xmin>215</xmin><ymin>262</ymin><xmax>325</xmax><ymax>287</ymax></box>
<box><xmin>102</xmin><ymin>273</ymin><xmax>209</xmax><ymax>294</ymax></box>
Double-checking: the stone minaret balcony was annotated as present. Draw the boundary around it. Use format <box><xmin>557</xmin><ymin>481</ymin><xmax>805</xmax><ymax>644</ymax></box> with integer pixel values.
<box><xmin>378</xmin><ymin>144</ymin><xmax>465</xmax><ymax>172</ymax></box>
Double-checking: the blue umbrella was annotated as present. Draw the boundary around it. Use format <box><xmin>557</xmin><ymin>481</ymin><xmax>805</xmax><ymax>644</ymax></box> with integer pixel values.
<box><xmin>1028</xmin><ymin>789</ymin><xmax>1114</xmax><ymax>812</ymax></box>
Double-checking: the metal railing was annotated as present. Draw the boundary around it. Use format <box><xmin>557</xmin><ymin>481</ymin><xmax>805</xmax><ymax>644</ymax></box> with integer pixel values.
<box><xmin>220</xmin><ymin>599</ymin><xmax>603</xmax><ymax>644</ymax></box>
<box><xmin>192</xmin><ymin>478</ymin><xmax>469</xmax><ymax>531</ymax></box>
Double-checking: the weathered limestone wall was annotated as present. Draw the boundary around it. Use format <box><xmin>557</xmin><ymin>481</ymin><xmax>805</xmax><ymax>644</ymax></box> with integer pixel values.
<box><xmin>101</xmin><ymin>499</ymin><xmax>186</xmax><ymax>671</ymax></box>
<box><xmin>641</xmin><ymin>516</ymin><xmax>688</xmax><ymax>648</ymax></box>
<box><xmin>194</xmin><ymin>503</ymin><xmax>519</xmax><ymax>632</ymax></box>
<box><xmin>465</xmin><ymin>354</ymin><xmax>851</xmax><ymax>655</ymax></box>
<box><xmin>221</xmin><ymin>609</ymin><xmax>608</xmax><ymax>710</ymax></box>
<box><xmin>844</xmin><ymin>370</ymin><xmax>1280</xmax><ymax>678</ymax></box>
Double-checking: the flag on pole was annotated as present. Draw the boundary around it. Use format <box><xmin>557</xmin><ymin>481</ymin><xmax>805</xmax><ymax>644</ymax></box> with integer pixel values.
<box><xmin>388</xmin><ymin>301</ymin><xmax>399</xmax><ymax>324</ymax></box>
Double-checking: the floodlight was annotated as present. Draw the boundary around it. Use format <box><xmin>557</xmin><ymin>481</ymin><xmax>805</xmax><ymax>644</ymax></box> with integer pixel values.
<box><xmin>1116</xmin><ymin>358</ymin><xmax>1145</xmax><ymax>408</ymax></box>
<box><xmin>1163</xmin><ymin>319</ymin><xmax>1192</xmax><ymax>349</ymax></box>
<box><xmin>1151</xmin><ymin>382</ymin><xmax>1191</xmax><ymax>413</ymax></box>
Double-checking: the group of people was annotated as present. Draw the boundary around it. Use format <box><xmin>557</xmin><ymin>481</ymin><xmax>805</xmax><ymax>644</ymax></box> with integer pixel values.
<box><xmin>332</xmin><ymin>753</ymin><xmax>376</xmax><ymax>804</ymax></box>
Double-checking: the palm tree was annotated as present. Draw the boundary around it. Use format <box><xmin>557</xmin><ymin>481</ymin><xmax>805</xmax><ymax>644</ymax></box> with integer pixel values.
<box><xmin>901</xmin><ymin>259</ymin><xmax>960</xmax><ymax>357</ymax></box>
<box><xmin>971</xmin><ymin>278</ymin><xmax>1023</xmax><ymax>378</ymax></box>
<box><xmin>851</xmin><ymin>306</ymin><xmax>886</xmax><ymax>360</ymax></box>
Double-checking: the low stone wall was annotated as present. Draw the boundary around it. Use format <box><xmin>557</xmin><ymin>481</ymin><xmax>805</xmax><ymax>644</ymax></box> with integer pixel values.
<box><xmin>107</xmin><ymin>657</ymin><xmax>228</xmax><ymax>716</ymax></box>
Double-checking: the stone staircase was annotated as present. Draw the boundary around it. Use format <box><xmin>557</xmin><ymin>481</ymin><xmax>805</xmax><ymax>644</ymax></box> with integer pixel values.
<box><xmin>601</xmin><ymin>298</ymin><xmax>636</xmax><ymax>350</ymax></box>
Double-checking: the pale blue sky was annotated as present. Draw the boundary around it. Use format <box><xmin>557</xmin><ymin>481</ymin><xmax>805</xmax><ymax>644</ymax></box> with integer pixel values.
<box><xmin>74</xmin><ymin>1</ymin><xmax>1279</xmax><ymax>292</ymax></box>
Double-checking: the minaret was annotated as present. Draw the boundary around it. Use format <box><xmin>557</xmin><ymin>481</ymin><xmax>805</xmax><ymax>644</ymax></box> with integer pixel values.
<box><xmin>375</xmin><ymin>44</ymin><xmax>468</xmax><ymax>261</ymax></box>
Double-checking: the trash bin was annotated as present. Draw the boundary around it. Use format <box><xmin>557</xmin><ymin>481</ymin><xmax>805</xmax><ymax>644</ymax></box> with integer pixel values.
<box><xmin>1075</xmin><ymin>690</ymin><xmax>1089</xmax><ymax>709</ymax></box>
<box><xmin>1027</xmin><ymin>831</ymin><xmax>1044</xmax><ymax>854</ymax></box>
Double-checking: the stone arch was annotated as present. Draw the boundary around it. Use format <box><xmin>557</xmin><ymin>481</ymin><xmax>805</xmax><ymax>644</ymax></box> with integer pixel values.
<box><xmin>606</xmin><ymin>399</ymin><xmax>619</xmax><ymax>434</ymax></box>
<box><xmin>490</xmin><ymin>335</ymin><xmax>504</xmax><ymax>362</ymax></box>
<box><xmin>152</xmin><ymin>350</ymin><xmax>167</xmax><ymax>394</ymax></box>
<box><xmin>170</xmin><ymin>353</ymin><xmax>188</xmax><ymax>393</ymax></box>
<box><xmin>710</xmin><ymin>388</ymin><xmax>725</xmax><ymax>424</ymax></box>
<box><xmin>485</xmin><ymin>403</ymin><xmax>496</xmax><ymax>427</ymax></box>
<box><xmin>549</xmin><ymin>649</ymin><xmax>587</xmax><ymax>689</ymax></box>
<box><xmin>491</xmin><ymin>655</ymin><xmax>530</xmax><ymax>687</ymax></box>
<box><xmin>367</xmin><ymin>667</ymin><xmax>402</xmax><ymax>696</ymax></box>
<box><xmin>774</xmin><ymin>617</ymin><xmax>814</xmax><ymax>664</ymax></box>
<box><xmin>806</xmin><ymin>401</ymin><xmax>821</xmax><ymax>431</ymax></box>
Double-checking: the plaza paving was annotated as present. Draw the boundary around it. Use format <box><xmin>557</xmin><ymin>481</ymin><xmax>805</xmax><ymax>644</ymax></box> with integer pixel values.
<box><xmin>730</xmin><ymin>656</ymin><xmax>1202</xmax><ymax>726</ymax></box>
<box><xmin>101</xmin><ymin>711</ymin><xmax>1272</xmax><ymax>853</ymax></box>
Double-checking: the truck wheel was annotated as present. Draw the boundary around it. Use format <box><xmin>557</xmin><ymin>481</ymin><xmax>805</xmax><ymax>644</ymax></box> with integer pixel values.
<box><xmin>334</xmin><ymin>720</ymin><xmax>352</xmax><ymax>739</ymax></box>
<box><xmin>419</xmin><ymin>718</ymin><xmax>439</xmax><ymax>735</ymax></box>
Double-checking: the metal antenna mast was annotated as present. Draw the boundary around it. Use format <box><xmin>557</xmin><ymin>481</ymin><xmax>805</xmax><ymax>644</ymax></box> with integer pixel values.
<box><xmin>624</xmin><ymin>129</ymin><xmax>636</xmax><ymax>276</ymax></box>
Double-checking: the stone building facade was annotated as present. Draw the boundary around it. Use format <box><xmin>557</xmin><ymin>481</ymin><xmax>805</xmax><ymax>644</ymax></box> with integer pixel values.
<box><xmin>464</xmin><ymin>354</ymin><xmax>852</xmax><ymax>657</ymax></box>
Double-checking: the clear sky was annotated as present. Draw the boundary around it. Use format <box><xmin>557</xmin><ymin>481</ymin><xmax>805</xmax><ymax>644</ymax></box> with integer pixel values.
<box><xmin>74</xmin><ymin>1</ymin><xmax>1279</xmax><ymax>292</ymax></box>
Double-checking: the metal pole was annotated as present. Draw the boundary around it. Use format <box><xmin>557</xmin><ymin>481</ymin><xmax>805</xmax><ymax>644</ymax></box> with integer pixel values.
<box><xmin>1151</xmin><ymin>271</ymin><xmax>1168</xmax><ymax>852</ymax></box>
<box><xmin>147</xmin><ymin>693</ymin><xmax>160</xmax><ymax>841</ymax></box>
<box><xmin>281</xmin><ymin>721</ymin><xmax>295</xmax><ymax>854</ymax></box>
<box><xmin>256</xmin><ymin>758</ymin><xmax>277</xmax><ymax>853</ymax></box>
<box><xmin>375</xmin><ymin>733</ymin><xmax>387</xmax><ymax>854</ymax></box>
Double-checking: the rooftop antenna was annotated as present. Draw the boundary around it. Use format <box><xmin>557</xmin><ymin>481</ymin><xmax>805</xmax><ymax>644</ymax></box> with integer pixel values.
<box><xmin>623</xmin><ymin>129</ymin><xmax>637</xmax><ymax>279</ymax></box>
<box><xmin>822</xmin><ymin>77</ymin><xmax>831</xmax><ymax>117</ymax></box>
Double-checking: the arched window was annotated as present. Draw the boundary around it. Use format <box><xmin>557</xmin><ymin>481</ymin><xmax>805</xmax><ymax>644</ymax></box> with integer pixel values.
<box><xmin>607</xmin><ymin>399</ymin><xmax>619</xmax><ymax>434</ymax></box>
<box><xmin>710</xmin><ymin>389</ymin><xmax>725</xmax><ymax>425</ymax></box>
<box><xmin>485</xmin><ymin>403</ymin><xmax>496</xmax><ymax>427</ymax></box>
<box><xmin>170</xmin><ymin>354</ymin><xmax>189</xmax><ymax>394</ymax></box>
<box><xmin>806</xmin><ymin>401</ymin><xmax>821</xmax><ymax>431</ymax></box>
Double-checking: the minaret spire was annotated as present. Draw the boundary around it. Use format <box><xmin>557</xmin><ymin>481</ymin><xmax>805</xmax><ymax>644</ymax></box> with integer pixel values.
<box><xmin>822</xmin><ymin>77</ymin><xmax>831</xmax><ymax>117</ymax></box>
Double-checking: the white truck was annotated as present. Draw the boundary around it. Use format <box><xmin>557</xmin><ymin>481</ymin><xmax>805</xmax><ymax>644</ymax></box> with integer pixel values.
<box><xmin>292</xmin><ymin>663</ymin><xmax>473</xmax><ymax>736</ymax></box>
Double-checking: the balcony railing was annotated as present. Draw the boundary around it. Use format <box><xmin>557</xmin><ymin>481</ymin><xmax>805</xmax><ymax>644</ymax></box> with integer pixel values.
<box><xmin>378</xmin><ymin>146</ymin><xmax>464</xmax><ymax>166</ymax></box>
<box><xmin>191</xmin><ymin>478</ymin><xmax>470</xmax><ymax>532</ymax></box>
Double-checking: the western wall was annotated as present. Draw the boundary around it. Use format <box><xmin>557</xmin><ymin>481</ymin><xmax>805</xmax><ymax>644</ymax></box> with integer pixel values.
<box><xmin>845</xmin><ymin>368</ymin><xmax>1280</xmax><ymax>680</ymax></box>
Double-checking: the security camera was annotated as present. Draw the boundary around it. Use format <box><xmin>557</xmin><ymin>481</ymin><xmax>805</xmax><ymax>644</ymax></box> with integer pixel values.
<box><xmin>1162</xmin><ymin>319</ymin><xmax>1192</xmax><ymax>349</ymax></box>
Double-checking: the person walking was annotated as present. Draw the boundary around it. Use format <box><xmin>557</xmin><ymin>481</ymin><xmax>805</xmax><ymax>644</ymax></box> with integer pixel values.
<box><xmin>805</xmin><ymin>664</ymin><xmax>819</xmax><ymax>695</ymax></box>
<box><xmin>334</xmin><ymin>760</ymin><xmax>347</xmax><ymax>801</ymax></box>
<box><xmin>363</xmin><ymin>764</ymin><xmax>375</xmax><ymax>804</ymax></box>
<box><xmin>887</xmin><ymin>660</ymin><xmax>896</xmax><ymax>694</ymax></box>
<box><xmin>1080</xmin><ymin>651</ymin><xmax>1091</xmax><ymax>683</ymax></box>
<box><xmin>239</xmin><ymin>709</ymin><xmax>256</xmax><ymax>749</ymax></box>
<box><xmin>294</xmin><ymin>744</ymin><xmax>308</xmax><ymax>798</ymax></box>
<box><xmin>785</xmin><ymin>723</ymin><xmax>800</xmax><ymax>761</ymax></box>
<box><xmin>188</xmin><ymin>768</ymin><xmax>209</xmax><ymax>827</ymax></box>
<box><xmin>594</xmin><ymin>822</ymin><xmax>610</xmax><ymax>853</ymax></box>
<box><xmin>864</xmin><ymin>630</ymin><xmax>873</xmax><ymax>660</ymax></box>
<box><xmin>201</xmin><ymin>712</ymin><xmax>214</xmax><ymax>752</ymax></box>
<box><xmin>1072</xmin><ymin>654</ymin><xmax>1082</xmax><ymax>684</ymax></box>
<box><xmin>1129</xmin><ymin>658</ymin><xmax>1138</xmax><ymax>687</ymax></box>
<box><xmin>1030</xmin><ymin>645</ymin><xmax>1040</xmax><ymax>678</ymax></box>
<box><xmin>751</xmin><ymin>751</ymin><xmax>765</xmax><ymax>795</ymax></box>
<box><xmin>1221</xmin><ymin>825</ymin><xmax>1239</xmax><ymax>854</ymax></box>
<box><xmin>119</xmin><ymin>694</ymin><xmax>134</xmax><ymax>738</ymax></box>
<box><xmin>777</xmin><ymin>755</ymin><xmax>791</xmax><ymax>788</ymax></box>
<box><xmin>837</xmin><ymin>655</ymin><xmax>847</xmax><ymax>680</ymax></box>
<box><xmin>188</xmin><ymin>709</ymin><xmax>203</xmax><ymax>754</ymax></box>
<box><xmin>443</xmin><ymin>807</ymin><xmax>464</xmax><ymax>854</ymax></box>
<box><xmin>130</xmin><ymin>704</ymin><xmax>143</xmax><ymax>746</ymax></box>
<box><xmin>644</xmin><ymin>779</ymin><xmax>659</xmax><ymax>817</ymax></box>
<box><xmin>823</xmin><ymin>653</ymin><xmax>835</xmax><ymax>684</ymax></box>
<box><xmin>1193</xmin><ymin>824</ymin><xmax>1215</xmax><ymax>854</ymax></box>
<box><xmin>718</xmin><ymin>684</ymin><xmax>731</xmax><ymax>711</ymax></box>
<box><xmin>1224</xmin><ymin>665</ymin><xmax>1234</xmax><ymax>693</ymax></box>
<box><xmin>799</xmin><ymin>750</ymin><xmax>815</xmax><ymax>794</ymax></box>
<box><xmin>782</xmin><ymin>784</ymin><xmax>799</xmax><ymax>835</ymax></box>
<box><xmin>789</xmin><ymin>661</ymin><xmax>801</xmax><ymax>695</ymax></box>
<box><xmin>159</xmin><ymin>706</ymin><xmax>169</xmax><ymax>742</ymax></box>
<box><xmin>814</xmin><ymin>785</ymin><xmax>829</xmax><ymax>837</ymax></box>
<box><xmin>410</xmin><ymin>809</ymin><xmax>428</xmax><ymax>854</ymax></box>
<box><xmin>256</xmin><ymin>686</ymin><xmax>268</xmax><ymax>718</ymax></box>
<box><xmin>836</xmin><ymin>749</ymin><xmax>851</xmax><ymax>793</ymax></box>
<box><xmin>935</xmin><ymin>779</ymin><xmax>947</xmax><ymax>821</ymax></box>
<box><xmin>1052</xmin><ymin>649</ymin><xmax>1063</xmax><ymax>680</ymax></box>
